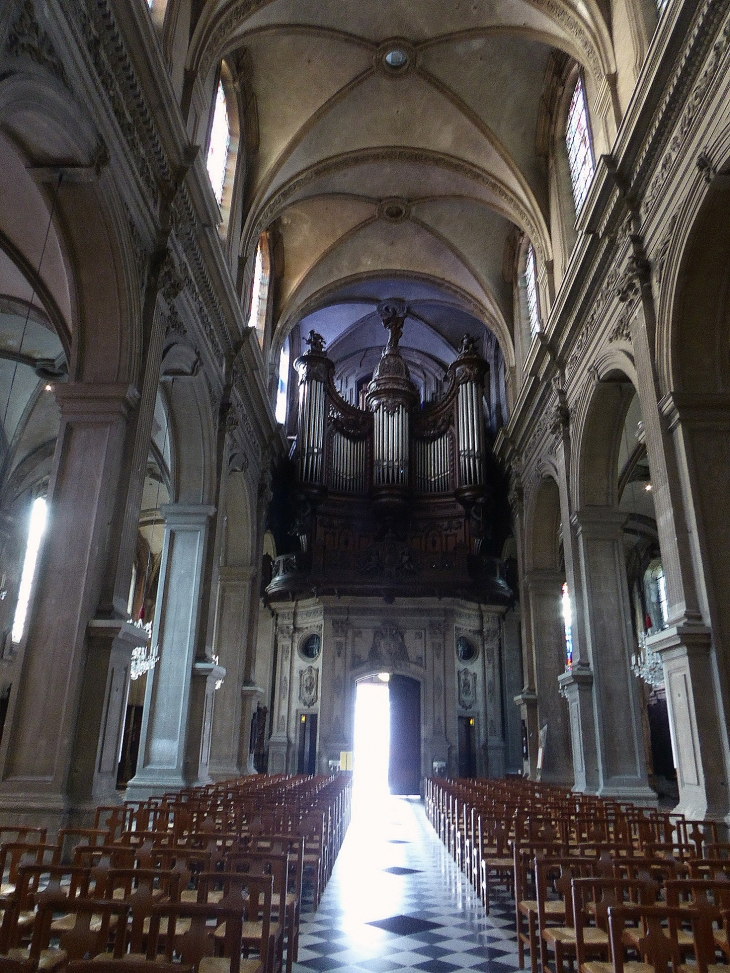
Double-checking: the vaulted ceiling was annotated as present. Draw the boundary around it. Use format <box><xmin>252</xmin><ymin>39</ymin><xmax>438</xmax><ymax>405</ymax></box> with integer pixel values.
<box><xmin>191</xmin><ymin>0</ymin><xmax>615</xmax><ymax>376</ymax></box>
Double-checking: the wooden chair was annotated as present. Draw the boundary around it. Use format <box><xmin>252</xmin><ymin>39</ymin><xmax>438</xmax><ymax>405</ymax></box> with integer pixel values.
<box><xmin>572</xmin><ymin>876</ymin><xmax>660</xmax><ymax>973</ymax></box>
<box><xmin>225</xmin><ymin>856</ymin><xmax>286</xmax><ymax>973</ymax></box>
<box><xmin>514</xmin><ymin>843</ymin><xmax>568</xmax><ymax>973</ymax></box>
<box><xmin>536</xmin><ymin>855</ymin><xmax>611</xmax><ymax>973</ymax></box>
<box><xmin>146</xmin><ymin>900</ymin><xmax>250</xmax><ymax>973</ymax></box>
<box><xmin>8</xmin><ymin>894</ymin><xmax>130</xmax><ymax>968</ymax></box>
<box><xmin>606</xmin><ymin>903</ymin><xmax>721</xmax><ymax>973</ymax></box>
<box><xmin>68</xmin><ymin>961</ymin><xmax>192</xmax><ymax>973</ymax></box>
<box><xmin>102</xmin><ymin>867</ymin><xmax>184</xmax><ymax>958</ymax></box>
<box><xmin>480</xmin><ymin>811</ymin><xmax>516</xmax><ymax>912</ymax></box>
<box><xmin>0</xmin><ymin>845</ymin><xmax>57</xmax><ymax>902</ymax></box>
<box><xmin>243</xmin><ymin>836</ymin><xmax>303</xmax><ymax>973</ymax></box>
<box><xmin>196</xmin><ymin>872</ymin><xmax>273</xmax><ymax>973</ymax></box>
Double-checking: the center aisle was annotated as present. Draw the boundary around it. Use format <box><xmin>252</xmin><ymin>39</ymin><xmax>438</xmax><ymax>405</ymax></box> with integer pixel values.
<box><xmin>294</xmin><ymin>792</ymin><xmax>521</xmax><ymax>973</ymax></box>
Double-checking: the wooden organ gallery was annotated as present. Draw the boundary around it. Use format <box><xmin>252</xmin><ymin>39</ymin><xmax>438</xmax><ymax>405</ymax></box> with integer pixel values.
<box><xmin>259</xmin><ymin>302</ymin><xmax>521</xmax><ymax>785</ymax></box>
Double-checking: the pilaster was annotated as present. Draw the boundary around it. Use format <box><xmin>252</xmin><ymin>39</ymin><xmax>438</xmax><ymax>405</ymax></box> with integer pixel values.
<box><xmin>0</xmin><ymin>382</ymin><xmax>137</xmax><ymax>829</ymax></box>
<box><xmin>126</xmin><ymin>503</ymin><xmax>218</xmax><ymax>799</ymax></box>
<box><xmin>524</xmin><ymin>570</ymin><xmax>574</xmax><ymax>785</ymax></box>
<box><xmin>573</xmin><ymin>506</ymin><xmax>655</xmax><ymax>804</ymax></box>
<box><xmin>651</xmin><ymin>622</ymin><xmax>730</xmax><ymax>822</ymax></box>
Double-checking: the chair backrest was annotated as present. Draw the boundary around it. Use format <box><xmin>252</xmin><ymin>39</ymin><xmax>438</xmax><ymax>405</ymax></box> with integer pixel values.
<box><xmin>196</xmin><ymin>870</ymin><xmax>273</xmax><ymax>973</ymax></box>
<box><xmin>32</xmin><ymin>894</ymin><xmax>131</xmax><ymax>962</ymax></box>
<box><xmin>147</xmin><ymin>900</ymin><xmax>243</xmax><ymax>973</ymax></box>
<box><xmin>608</xmin><ymin>903</ymin><xmax>717</xmax><ymax>973</ymax></box>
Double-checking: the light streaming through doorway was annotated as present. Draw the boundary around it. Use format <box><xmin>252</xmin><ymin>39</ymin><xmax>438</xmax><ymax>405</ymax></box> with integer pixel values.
<box><xmin>353</xmin><ymin>679</ymin><xmax>390</xmax><ymax>800</ymax></box>
<box><xmin>12</xmin><ymin>497</ymin><xmax>47</xmax><ymax>644</ymax></box>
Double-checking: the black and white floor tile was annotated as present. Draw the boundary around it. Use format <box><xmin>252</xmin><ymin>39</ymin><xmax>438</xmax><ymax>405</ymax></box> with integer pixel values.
<box><xmin>295</xmin><ymin>793</ymin><xmax>520</xmax><ymax>973</ymax></box>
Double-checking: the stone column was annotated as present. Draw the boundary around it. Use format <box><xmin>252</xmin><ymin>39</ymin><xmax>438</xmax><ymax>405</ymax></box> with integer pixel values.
<box><xmin>208</xmin><ymin>566</ymin><xmax>257</xmax><ymax>779</ymax></box>
<box><xmin>524</xmin><ymin>570</ymin><xmax>573</xmax><ymax>785</ymax></box>
<box><xmin>126</xmin><ymin>503</ymin><xmax>221</xmax><ymax>799</ymax></box>
<box><xmin>68</xmin><ymin>618</ymin><xmax>149</xmax><ymax>808</ymax></box>
<box><xmin>573</xmin><ymin>506</ymin><xmax>655</xmax><ymax>803</ymax></box>
<box><xmin>0</xmin><ymin>383</ymin><xmax>137</xmax><ymax>828</ymax></box>
<box><xmin>267</xmin><ymin>612</ymin><xmax>294</xmax><ymax>774</ymax></box>
<box><xmin>483</xmin><ymin>612</ymin><xmax>506</xmax><ymax>778</ymax></box>
<box><xmin>553</xmin><ymin>396</ymin><xmax>600</xmax><ymax>793</ymax></box>
<box><xmin>656</xmin><ymin>392</ymin><xmax>730</xmax><ymax>820</ymax></box>
<box><xmin>508</xmin><ymin>477</ymin><xmax>540</xmax><ymax>776</ymax></box>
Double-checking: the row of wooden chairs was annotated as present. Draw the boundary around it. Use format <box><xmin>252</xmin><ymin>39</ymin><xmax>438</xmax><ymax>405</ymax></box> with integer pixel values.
<box><xmin>0</xmin><ymin>772</ymin><xmax>352</xmax><ymax>973</ymax></box>
<box><xmin>427</xmin><ymin>776</ymin><xmax>730</xmax><ymax>973</ymax></box>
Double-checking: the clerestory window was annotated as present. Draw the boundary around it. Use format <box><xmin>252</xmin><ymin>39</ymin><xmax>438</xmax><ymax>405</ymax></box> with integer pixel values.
<box><xmin>207</xmin><ymin>80</ymin><xmax>230</xmax><ymax>206</ymax></box>
<box><xmin>565</xmin><ymin>75</ymin><xmax>595</xmax><ymax>214</ymax></box>
<box><xmin>525</xmin><ymin>243</ymin><xmax>541</xmax><ymax>337</ymax></box>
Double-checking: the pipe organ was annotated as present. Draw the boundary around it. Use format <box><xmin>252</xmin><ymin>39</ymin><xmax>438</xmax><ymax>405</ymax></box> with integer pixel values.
<box><xmin>294</xmin><ymin>301</ymin><xmax>490</xmax><ymax>509</ymax></box>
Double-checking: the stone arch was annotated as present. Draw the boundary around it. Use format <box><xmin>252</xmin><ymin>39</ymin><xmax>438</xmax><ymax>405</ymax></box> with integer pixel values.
<box><xmin>0</xmin><ymin>74</ymin><xmax>142</xmax><ymax>386</ymax></box>
<box><xmin>164</xmin><ymin>374</ymin><xmax>218</xmax><ymax>505</ymax></box>
<box><xmin>572</xmin><ymin>365</ymin><xmax>637</xmax><ymax>510</ymax></box>
<box><xmin>273</xmin><ymin>271</ymin><xmax>516</xmax><ymax>375</ymax></box>
<box><xmin>525</xmin><ymin>470</ymin><xmax>562</xmax><ymax>574</ymax></box>
<box><xmin>660</xmin><ymin>161</ymin><xmax>730</xmax><ymax>770</ymax></box>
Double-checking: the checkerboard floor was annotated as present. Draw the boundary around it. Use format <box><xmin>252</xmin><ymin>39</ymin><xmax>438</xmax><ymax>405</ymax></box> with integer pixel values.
<box><xmin>294</xmin><ymin>793</ymin><xmax>520</xmax><ymax>973</ymax></box>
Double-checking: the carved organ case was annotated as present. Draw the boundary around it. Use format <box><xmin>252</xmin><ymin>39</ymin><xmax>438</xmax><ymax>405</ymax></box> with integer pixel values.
<box><xmin>295</xmin><ymin>300</ymin><xmax>490</xmax><ymax>514</ymax></box>
<box><xmin>263</xmin><ymin>302</ymin><xmax>520</xmax><ymax>784</ymax></box>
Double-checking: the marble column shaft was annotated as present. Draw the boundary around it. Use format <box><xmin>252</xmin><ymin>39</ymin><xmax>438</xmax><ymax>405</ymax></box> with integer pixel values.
<box><xmin>0</xmin><ymin>383</ymin><xmax>137</xmax><ymax>821</ymax></box>
<box><xmin>554</xmin><ymin>429</ymin><xmax>599</xmax><ymax>793</ymax></box>
<box><xmin>126</xmin><ymin>502</ymin><xmax>220</xmax><ymax>798</ymax></box>
<box><xmin>524</xmin><ymin>570</ymin><xmax>573</xmax><ymax>785</ymax></box>
<box><xmin>573</xmin><ymin>506</ymin><xmax>654</xmax><ymax>802</ymax></box>
<box><xmin>208</xmin><ymin>565</ymin><xmax>257</xmax><ymax>778</ymax></box>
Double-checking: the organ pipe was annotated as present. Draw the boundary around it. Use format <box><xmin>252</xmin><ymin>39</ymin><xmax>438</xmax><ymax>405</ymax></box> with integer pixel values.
<box><xmin>296</xmin><ymin>317</ymin><xmax>490</xmax><ymax>508</ymax></box>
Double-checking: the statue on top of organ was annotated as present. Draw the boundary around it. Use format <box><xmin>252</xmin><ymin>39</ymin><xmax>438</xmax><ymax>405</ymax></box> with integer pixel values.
<box><xmin>265</xmin><ymin>301</ymin><xmax>511</xmax><ymax>604</ymax></box>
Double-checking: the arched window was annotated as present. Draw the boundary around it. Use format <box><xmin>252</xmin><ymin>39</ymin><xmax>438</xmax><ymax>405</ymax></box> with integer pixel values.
<box><xmin>207</xmin><ymin>80</ymin><xmax>230</xmax><ymax>205</ymax></box>
<box><xmin>247</xmin><ymin>235</ymin><xmax>271</xmax><ymax>348</ymax></box>
<box><xmin>525</xmin><ymin>242</ymin><xmax>541</xmax><ymax>336</ymax></box>
<box><xmin>275</xmin><ymin>336</ymin><xmax>290</xmax><ymax>424</ymax></box>
<box><xmin>565</xmin><ymin>75</ymin><xmax>595</xmax><ymax>214</ymax></box>
<box><xmin>11</xmin><ymin>496</ymin><xmax>47</xmax><ymax>644</ymax></box>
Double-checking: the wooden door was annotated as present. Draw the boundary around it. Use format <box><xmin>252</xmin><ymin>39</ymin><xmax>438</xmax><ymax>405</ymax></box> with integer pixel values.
<box><xmin>388</xmin><ymin>675</ymin><xmax>421</xmax><ymax>794</ymax></box>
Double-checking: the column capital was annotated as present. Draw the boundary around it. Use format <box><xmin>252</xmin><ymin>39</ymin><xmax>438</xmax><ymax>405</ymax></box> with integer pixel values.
<box><xmin>660</xmin><ymin>392</ymin><xmax>730</xmax><ymax>432</ymax></box>
<box><xmin>54</xmin><ymin>383</ymin><xmax>140</xmax><ymax>420</ymax></box>
<box><xmin>558</xmin><ymin>663</ymin><xmax>594</xmax><ymax>690</ymax></box>
<box><xmin>161</xmin><ymin>503</ymin><xmax>216</xmax><ymax>527</ymax></box>
<box><xmin>523</xmin><ymin>569</ymin><xmax>564</xmax><ymax>591</ymax></box>
<box><xmin>571</xmin><ymin>506</ymin><xmax>627</xmax><ymax>538</ymax></box>
<box><xmin>648</xmin><ymin>621</ymin><xmax>712</xmax><ymax>661</ymax></box>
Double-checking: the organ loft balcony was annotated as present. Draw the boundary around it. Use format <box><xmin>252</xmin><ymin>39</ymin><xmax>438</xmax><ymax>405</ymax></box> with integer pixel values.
<box><xmin>264</xmin><ymin>301</ymin><xmax>513</xmax><ymax>605</ymax></box>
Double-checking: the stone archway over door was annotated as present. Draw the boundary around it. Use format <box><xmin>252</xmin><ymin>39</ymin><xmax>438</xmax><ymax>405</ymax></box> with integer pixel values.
<box><xmin>389</xmin><ymin>675</ymin><xmax>421</xmax><ymax>795</ymax></box>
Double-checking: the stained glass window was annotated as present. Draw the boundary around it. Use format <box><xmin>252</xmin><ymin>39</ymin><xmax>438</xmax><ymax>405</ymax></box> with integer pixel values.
<box><xmin>566</xmin><ymin>75</ymin><xmax>595</xmax><ymax>214</ymax></box>
<box><xmin>525</xmin><ymin>243</ymin><xmax>541</xmax><ymax>336</ymax></box>
<box><xmin>206</xmin><ymin>80</ymin><xmax>230</xmax><ymax>206</ymax></box>
<box><xmin>562</xmin><ymin>581</ymin><xmax>574</xmax><ymax>670</ymax></box>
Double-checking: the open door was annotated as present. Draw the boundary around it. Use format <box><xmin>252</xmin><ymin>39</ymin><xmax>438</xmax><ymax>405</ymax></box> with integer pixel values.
<box><xmin>388</xmin><ymin>675</ymin><xmax>421</xmax><ymax>795</ymax></box>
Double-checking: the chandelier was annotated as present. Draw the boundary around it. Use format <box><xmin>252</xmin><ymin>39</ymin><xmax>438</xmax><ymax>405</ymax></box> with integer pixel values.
<box><xmin>131</xmin><ymin>620</ymin><xmax>159</xmax><ymax>681</ymax></box>
<box><xmin>631</xmin><ymin>631</ymin><xmax>664</xmax><ymax>687</ymax></box>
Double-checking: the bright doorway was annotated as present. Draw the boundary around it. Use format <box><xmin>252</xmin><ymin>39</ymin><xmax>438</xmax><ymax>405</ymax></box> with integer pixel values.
<box><xmin>353</xmin><ymin>676</ymin><xmax>390</xmax><ymax>801</ymax></box>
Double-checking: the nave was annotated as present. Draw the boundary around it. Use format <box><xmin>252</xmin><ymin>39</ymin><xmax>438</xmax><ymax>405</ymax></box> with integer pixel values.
<box><xmin>294</xmin><ymin>795</ymin><xmax>517</xmax><ymax>973</ymax></box>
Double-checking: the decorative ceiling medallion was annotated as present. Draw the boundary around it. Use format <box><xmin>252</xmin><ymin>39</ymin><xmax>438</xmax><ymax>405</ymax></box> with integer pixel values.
<box><xmin>377</xmin><ymin>197</ymin><xmax>411</xmax><ymax>223</ymax></box>
<box><xmin>375</xmin><ymin>39</ymin><xmax>416</xmax><ymax>77</ymax></box>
